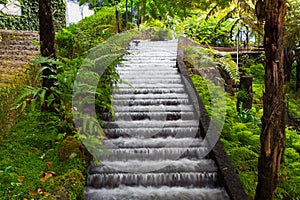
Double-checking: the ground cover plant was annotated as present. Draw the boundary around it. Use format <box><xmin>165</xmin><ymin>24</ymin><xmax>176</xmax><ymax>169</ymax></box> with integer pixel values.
<box><xmin>0</xmin><ymin>7</ymin><xmax>138</xmax><ymax>199</ymax></box>
<box><xmin>189</xmin><ymin>51</ymin><xmax>300</xmax><ymax>199</ymax></box>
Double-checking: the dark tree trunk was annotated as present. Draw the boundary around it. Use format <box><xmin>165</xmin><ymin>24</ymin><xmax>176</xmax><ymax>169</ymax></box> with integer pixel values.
<box><xmin>284</xmin><ymin>47</ymin><xmax>293</xmax><ymax>83</ymax></box>
<box><xmin>237</xmin><ymin>76</ymin><xmax>253</xmax><ymax>112</ymax></box>
<box><xmin>255</xmin><ymin>0</ymin><xmax>286</xmax><ymax>199</ymax></box>
<box><xmin>39</xmin><ymin>0</ymin><xmax>56</xmax><ymax>110</ymax></box>
<box><xmin>296</xmin><ymin>50</ymin><xmax>300</xmax><ymax>91</ymax></box>
<box><xmin>125</xmin><ymin>0</ymin><xmax>128</xmax><ymax>30</ymax></box>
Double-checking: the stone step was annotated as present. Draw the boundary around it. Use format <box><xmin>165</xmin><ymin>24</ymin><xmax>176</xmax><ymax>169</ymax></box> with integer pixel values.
<box><xmin>118</xmin><ymin>70</ymin><xmax>179</xmax><ymax>75</ymax></box>
<box><xmin>89</xmin><ymin>158</ymin><xmax>217</xmax><ymax>174</ymax></box>
<box><xmin>101</xmin><ymin>137</ymin><xmax>205</xmax><ymax>149</ymax></box>
<box><xmin>104</xmin><ymin>127</ymin><xmax>200</xmax><ymax>139</ymax></box>
<box><xmin>85</xmin><ymin>186</ymin><xmax>230</xmax><ymax>200</ymax></box>
<box><xmin>112</xmin><ymin>98</ymin><xmax>190</xmax><ymax>106</ymax></box>
<box><xmin>120</xmin><ymin>79</ymin><xmax>182</xmax><ymax>84</ymax></box>
<box><xmin>97</xmin><ymin>147</ymin><xmax>209</xmax><ymax>161</ymax></box>
<box><xmin>113</xmin><ymin>105</ymin><xmax>194</xmax><ymax>112</ymax></box>
<box><xmin>118</xmin><ymin>74</ymin><xmax>181</xmax><ymax>79</ymax></box>
<box><xmin>113</xmin><ymin>111</ymin><xmax>195</xmax><ymax>121</ymax></box>
<box><xmin>87</xmin><ymin>171</ymin><xmax>217</xmax><ymax>188</ymax></box>
<box><xmin>104</xmin><ymin>120</ymin><xmax>198</xmax><ymax>128</ymax></box>
<box><xmin>113</xmin><ymin>93</ymin><xmax>188</xmax><ymax>100</ymax></box>
<box><xmin>113</xmin><ymin>88</ymin><xmax>186</xmax><ymax>94</ymax></box>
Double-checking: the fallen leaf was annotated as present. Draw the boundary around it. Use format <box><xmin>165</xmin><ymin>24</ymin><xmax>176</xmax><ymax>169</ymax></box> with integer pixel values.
<box><xmin>17</xmin><ymin>177</ymin><xmax>24</xmax><ymax>182</ymax></box>
<box><xmin>28</xmin><ymin>191</ymin><xmax>37</xmax><ymax>195</ymax></box>
<box><xmin>37</xmin><ymin>188</ymin><xmax>45</xmax><ymax>194</ymax></box>
<box><xmin>46</xmin><ymin>161</ymin><xmax>52</xmax><ymax>166</ymax></box>
<box><xmin>33</xmin><ymin>148</ymin><xmax>39</xmax><ymax>151</ymax></box>
<box><xmin>40</xmin><ymin>171</ymin><xmax>56</xmax><ymax>182</ymax></box>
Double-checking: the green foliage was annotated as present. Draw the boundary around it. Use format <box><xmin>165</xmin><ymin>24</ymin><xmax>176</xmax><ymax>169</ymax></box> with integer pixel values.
<box><xmin>191</xmin><ymin>67</ymin><xmax>300</xmax><ymax>199</ymax></box>
<box><xmin>184</xmin><ymin>46</ymin><xmax>239</xmax><ymax>82</ymax></box>
<box><xmin>0</xmin><ymin>0</ymin><xmax>66</xmax><ymax>31</ymax></box>
<box><xmin>286</xmin><ymin>92</ymin><xmax>300</xmax><ymax>120</ymax></box>
<box><xmin>56</xmin><ymin>7</ymin><xmax>118</xmax><ymax>58</ymax></box>
<box><xmin>181</xmin><ymin>9</ymin><xmax>238</xmax><ymax>47</ymax></box>
<box><xmin>241</xmin><ymin>54</ymin><xmax>265</xmax><ymax>82</ymax></box>
<box><xmin>47</xmin><ymin>169</ymin><xmax>85</xmax><ymax>199</ymax></box>
<box><xmin>236</xmin><ymin>89</ymin><xmax>250</xmax><ymax>101</ymax></box>
<box><xmin>0</xmin><ymin>112</ymin><xmax>86</xmax><ymax>199</ymax></box>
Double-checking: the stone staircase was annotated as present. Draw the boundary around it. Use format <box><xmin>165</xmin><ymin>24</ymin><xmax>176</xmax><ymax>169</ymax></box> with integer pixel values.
<box><xmin>0</xmin><ymin>29</ymin><xmax>39</xmax><ymax>86</ymax></box>
<box><xmin>85</xmin><ymin>40</ymin><xmax>232</xmax><ymax>199</ymax></box>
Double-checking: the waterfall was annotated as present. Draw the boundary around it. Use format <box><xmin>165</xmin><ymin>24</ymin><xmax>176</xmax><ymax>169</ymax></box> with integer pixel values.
<box><xmin>85</xmin><ymin>39</ymin><xmax>230</xmax><ymax>200</ymax></box>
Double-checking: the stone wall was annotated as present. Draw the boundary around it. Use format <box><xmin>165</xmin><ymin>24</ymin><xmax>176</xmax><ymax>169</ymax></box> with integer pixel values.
<box><xmin>0</xmin><ymin>29</ymin><xmax>39</xmax><ymax>86</ymax></box>
<box><xmin>0</xmin><ymin>0</ymin><xmax>66</xmax><ymax>31</ymax></box>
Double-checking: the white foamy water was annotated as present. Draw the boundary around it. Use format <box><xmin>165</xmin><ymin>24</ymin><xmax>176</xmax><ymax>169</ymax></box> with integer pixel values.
<box><xmin>85</xmin><ymin>186</ymin><xmax>230</xmax><ymax>200</ymax></box>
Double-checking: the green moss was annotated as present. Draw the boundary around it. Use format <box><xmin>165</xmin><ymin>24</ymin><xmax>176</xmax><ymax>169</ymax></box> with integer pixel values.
<box><xmin>0</xmin><ymin>112</ymin><xmax>87</xmax><ymax>199</ymax></box>
<box><xmin>58</xmin><ymin>136</ymin><xmax>85</xmax><ymax>161</ymax></box>
<box><xmin>46</xmin><ymin>169</ymin><xmax>85</xmax><ymax>200</ymax></box>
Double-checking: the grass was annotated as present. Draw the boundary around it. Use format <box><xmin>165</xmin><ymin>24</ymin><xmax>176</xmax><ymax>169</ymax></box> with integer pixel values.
<box><xmin>0</xmin><ymin>111</ymin><xmax>87</xmax><ymax>200</ymax></box>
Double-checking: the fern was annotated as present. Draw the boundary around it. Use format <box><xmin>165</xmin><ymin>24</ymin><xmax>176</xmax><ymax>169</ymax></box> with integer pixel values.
<box><xmin>184</xmin><ymin>46</ymin><xmax>239</xmax><ymax>82</ymax></box>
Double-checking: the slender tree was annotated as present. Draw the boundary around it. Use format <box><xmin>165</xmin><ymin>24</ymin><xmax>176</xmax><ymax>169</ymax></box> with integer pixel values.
<box><xmin>255</xmin><ymin>0</ymin><xmax>286</xmax><ymax>199</ymax></box>
<box><xmin>140</xmin><ymin>0</ymin><xmax>146</xmax><ymax>23</ymax></box>
<box><xmin>39</xmin><ymin>0</ymin><xmax>56</xmax><ymax>110</ymax></box>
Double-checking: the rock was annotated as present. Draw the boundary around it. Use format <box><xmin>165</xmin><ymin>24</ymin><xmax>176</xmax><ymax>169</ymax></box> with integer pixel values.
<box><xmin>58</xmin><ymin>136</ymin><xmax>85</xmax><ymax>161</ymax></box>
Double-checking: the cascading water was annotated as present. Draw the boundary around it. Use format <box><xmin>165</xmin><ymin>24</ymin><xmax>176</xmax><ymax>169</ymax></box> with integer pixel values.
<box><xmin>85</xmin><ymin>39</ymin><xmax>230</xmax><ymax>199</ymax></box>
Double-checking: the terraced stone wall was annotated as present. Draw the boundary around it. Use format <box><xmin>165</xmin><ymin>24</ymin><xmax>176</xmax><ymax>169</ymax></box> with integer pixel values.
<box><xmin>0</xmin><ymin>29</ymin><xmax>39</xmax><ymax>86</ymax></box>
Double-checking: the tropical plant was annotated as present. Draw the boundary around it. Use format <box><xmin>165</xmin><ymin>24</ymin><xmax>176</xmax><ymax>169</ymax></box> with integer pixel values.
<box><xmin>184</xmin><ymin>46</ymin><xmax>239</xmax><ymax>82</ymax></box>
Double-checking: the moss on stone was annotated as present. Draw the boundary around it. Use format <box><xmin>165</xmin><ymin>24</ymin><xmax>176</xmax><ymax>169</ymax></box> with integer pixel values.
<box><xmin>47</xmin><ymin>169</ymin><xmax>85</xmax><ymax>200</ymax></box>
<box><xmin>58</xmin><ymin>136</ymin><xmax>85</xmax><ymax>161</ymax></box>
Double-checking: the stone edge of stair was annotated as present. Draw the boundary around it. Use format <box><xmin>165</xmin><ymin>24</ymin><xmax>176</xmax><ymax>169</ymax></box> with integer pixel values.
<box><xmin>177</xmin><ymin>36</ymin><xmax>250</xmax><ymax>200</ymax></box>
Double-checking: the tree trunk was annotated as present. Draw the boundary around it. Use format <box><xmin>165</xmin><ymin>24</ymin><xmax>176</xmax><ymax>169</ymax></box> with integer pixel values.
<box><xmin>114</xmin><ymin>0</ymin><xmax>121</xmax><ymax>33</ymax></box>
<box><xmin>255</xmin><ymin>0</ymin><xmax>286</xmax><ymax>199</ymax></box>
<box><xmin>125</xmin><ymin>0</ymin><xmax>128</xmax><ymax>30</ymax></box>
<box><xmin>237</xmin><ymin>76</ymin><xmax>253</xmax><ymax>112</ymax></box>
<box><xmin>140</xmin><ymin>0</ymin><xmax>146</xmax><ymax>23</ymax></box>
<box><xmin>284</xmin><ymin>47</ymin><xmax>294</xmax><ymax>83</ymax></box>
<box><xmin>296</xmin><ymin>50</ymin><xmax>300</xmax><ymax>91</ymax></box>
<box><xmin>39</xmin><ymin>0</ymin><xmax>56</xmax><ymax>110</ymax></box>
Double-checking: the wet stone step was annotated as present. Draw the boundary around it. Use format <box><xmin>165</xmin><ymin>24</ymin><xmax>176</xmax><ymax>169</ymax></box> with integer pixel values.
<box><xmin>113</xmin><ymin>111</ymin><xmax>195</xmax><ymax>121</ymax></box>
<box><xmin>87</xmin><ymin>172</ymin><xmax>218</xmax><ymax>188</ymax></box>
<box><xmin>117</xmin><ymin>83</ymin><xmax>184</xmax><ymax>88</ymax></box>
<box><xmin>118</xmin><ymin>62</ymin><xmax>177</xmax><ymax>67</ymax></box>
<box><xmin>124</xmin><ymin>54</ymin><xmax>177</xmax><ymax>58</ymax></box>
<box><xmin>118</xmin><ymin>75</ymin><xmax>181</xmax><ymax>80</ymax></box>
<box><xmin>85</xmin><ymin>186</ymin><xmax>230</xmax><ymax>200</ymax></box>
<box><xmin>89</xmin><ymin>158</ymin><xmax>218</xmax><ymax>174</ymax></box>
<box><xmin>113</xmin><ymin>105</ymin><xmax>194</xmax><ymax>112</ymax></box>
<box><xmin>120</xmin><ymin>79</ymin><xmax>182</xmax><ymax>84</ymax></box>
<box><xmin>113</xmin><ymin>88</ymin><xmax>186</xmax><ymax>94</ymax></box>
<box><xmin>112</xmin><ymin>99</ymin><xmax>190</xmax><ymax>106</ymax></box>
<box><xmin>104</xmin><ymin>127</ymin><xmax>200</xmax><ymax>138</ymax></box>
<box><xmin>123</xmin><ymin>59</ymin><xmax>176</xmax><ymax>63</ymax></box>
<box><xmin>117</xmin><ymin>68</ymin><xmax>178</xmax><ymax>73</ymax></box>
<box><xmin>118</xmin><ymin>64</ymin><xmax>177</xmax><ymax>69</ymax></box>
<box><xmin>104</xmin><ymin>120</ymin><xmax>198</xmax><ymax>128</ymax></box>
<box><xmin>124</xmin><ymin>53</ymin><xmax>176</xmax><ymax>61</ymax></box>
<box><xmin>101</xmin><ymin>137</ymin><xmax>205</xmax><ymax>148</ymax></box>
<box><xmin>97</xmin><ymin>147</ymin><xmax>209</xmax><ymax>161</ymax></box>
<box><xmin>118</xmin><ymin>70</ymin><xmax>179</xmax><ymax>75</ymax></box>
<box><xmin>113</xmin><ymin>93</ymin><xmax>188</xmax><ymax>99</ymax></box>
